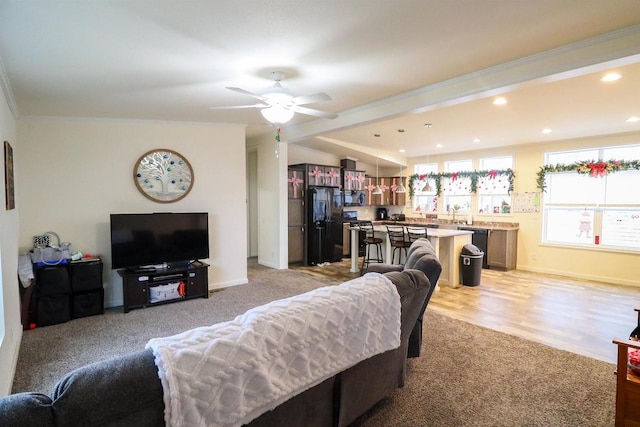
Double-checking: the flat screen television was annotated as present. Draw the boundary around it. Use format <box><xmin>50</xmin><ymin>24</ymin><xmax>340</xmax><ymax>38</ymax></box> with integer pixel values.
<box><xmin>110</xmin><ymin>212</ymin><xmax>209</xmax><ymax>270</ymax></box>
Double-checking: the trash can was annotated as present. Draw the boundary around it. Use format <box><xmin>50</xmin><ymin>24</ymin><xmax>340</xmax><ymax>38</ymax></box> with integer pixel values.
<box><xmin>460</xmin><ymin>244</ymin><xmax>484</xmax><ymax>286</ymax></box>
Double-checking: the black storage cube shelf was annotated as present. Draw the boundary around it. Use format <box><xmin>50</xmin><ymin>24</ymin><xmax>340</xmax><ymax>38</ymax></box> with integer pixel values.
<box><xmin>72</xmin><ymin>290</ymin><xmax>104</xmax><ymax>318</ymax></box>
<box><xmin>32</xmin><ymin>259</ymin><xmax>104</xmax><ymax>327</ymax></box>
<box><xmin>36</xmin><ymin>265</ymin><xmax>71</xmax><ymax>295</ymax></box>
<box><xmin>70</xmin><ymin>261</ymin><xmax>103</xmax><ymax>292</ymax></box>
<box><xmin>37</xmin><ymin>295</ymin><xmax>70</xmax><ymax>326</ymax></box>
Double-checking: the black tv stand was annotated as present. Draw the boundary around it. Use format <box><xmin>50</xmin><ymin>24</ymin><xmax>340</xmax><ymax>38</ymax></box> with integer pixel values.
<box><xmin>117</xmin><ymin>261</ymin><xmax>209</xmax><ymax>313</ymax></box>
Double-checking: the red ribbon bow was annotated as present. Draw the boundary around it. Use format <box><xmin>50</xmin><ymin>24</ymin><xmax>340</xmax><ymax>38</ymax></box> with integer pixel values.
<box><xmin>451</xmin><ymin>172</ymin><xmax>459</xmax><ymax>182</ymax></box>
<box><xmin>588</xmin><ymin>162</ymin><xmax>608</xmax><ymax>177</ymax></box>
<box><xmin>488</xmin><ymin>170</ymin><xmax>498</xmax><ymax>179</ymax></box>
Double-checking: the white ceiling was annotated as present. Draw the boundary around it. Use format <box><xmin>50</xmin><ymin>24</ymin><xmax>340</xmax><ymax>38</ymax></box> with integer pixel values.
<box><xmin>1</xmin><ymin>0</ymin><xmax>640</xmax><ymax>167</ymax></box>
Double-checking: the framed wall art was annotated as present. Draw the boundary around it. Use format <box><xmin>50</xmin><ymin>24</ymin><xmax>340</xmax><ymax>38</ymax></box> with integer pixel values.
<box><xmin>133</xmin><ymin>148</ymin><xmax>193</xmax><ymax>203</ymax></box>
<box><xmin>4</xmin><ymin>140</ymin><xmax>15</xmax><ymax>210</ymax></box>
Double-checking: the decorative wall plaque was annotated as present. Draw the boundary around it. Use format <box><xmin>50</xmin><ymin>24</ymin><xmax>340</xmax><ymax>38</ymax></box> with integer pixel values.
<box><xmin>4</xmin><ymin>141</ymin><xmax>15</xmax><ymax>210</ymax></box>
<box><xmin>134</xmin><ymin>149</ymin><xmax>193</xmax><ymax>203</ymax></box>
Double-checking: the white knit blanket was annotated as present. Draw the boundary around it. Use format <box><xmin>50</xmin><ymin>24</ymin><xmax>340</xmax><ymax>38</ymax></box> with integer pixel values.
<box><xmin>145</xmin><ymin>272</ymin><xmax>401</xmax><ymax>427</ymax></box>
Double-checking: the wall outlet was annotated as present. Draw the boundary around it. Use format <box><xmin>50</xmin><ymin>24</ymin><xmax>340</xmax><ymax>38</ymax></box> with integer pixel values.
<box><xmin>531</xmin><ymin>253</ymin><xmax>537</xmax><ymax>261</ymax></box>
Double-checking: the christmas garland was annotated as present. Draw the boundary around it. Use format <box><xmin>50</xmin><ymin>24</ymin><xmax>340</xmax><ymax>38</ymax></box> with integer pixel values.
<box><xmin>408</xmin><ymin>168</ymin><xmax>515</xmax><ymax>199</ymax></box>
<box><xmin>536</xmin><ymin>159</ymin><xmax>640</xmax><ymax>192</ymax></box>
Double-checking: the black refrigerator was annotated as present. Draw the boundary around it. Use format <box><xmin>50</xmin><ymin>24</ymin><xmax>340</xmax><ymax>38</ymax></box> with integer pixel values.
<box><xmin>307</xmin><ymin>186</ymin><xmax>343</xmax><ymax>265</ymax></box>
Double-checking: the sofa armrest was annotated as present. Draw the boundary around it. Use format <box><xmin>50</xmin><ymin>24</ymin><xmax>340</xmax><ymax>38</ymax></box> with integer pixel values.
<box><xmin>0</xmin><ymin>393</ymin><xmax>55</xmax><ymax>427</ymax></box>
<box><xmin>365</xmin><ymin>263</ymin><xmax>403</xmax><ymax>274</ymax></box>
<box><xmin>51</xmin><ymin>349</ymin><xmax>165</xmax><ymax>427</ymax></box>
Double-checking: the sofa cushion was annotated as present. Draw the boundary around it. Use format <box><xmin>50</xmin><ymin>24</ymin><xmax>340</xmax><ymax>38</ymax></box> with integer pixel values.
<box><xmin>0</xmin><ymin>392</ymin><xmax>54</xmax><ymax>427</ymax></box>
<box><xmin>51</xmin><ymin>349</ymin><xmax>165</xmax><ymax>427</ymax></box>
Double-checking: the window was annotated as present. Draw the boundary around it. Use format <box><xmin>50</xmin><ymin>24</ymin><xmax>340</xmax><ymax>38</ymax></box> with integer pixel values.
<box><xmin>542</xmin><ymin>145</ymin><xmax>640</xmax><ymax>250</ymax></box>
<box><xmin>412</xmin><ymin>163</ymin><xmax>438</xmax><ymax>213</ymax></box>
<box><xmin>443</xmin><ymin>160</ymin><xmax>472</xmax><ymax>214</ymax></box>
<box><xmin>477</xmin><ymin>156</ymin><xmax>513</xmax><ymax>214</ymax></box>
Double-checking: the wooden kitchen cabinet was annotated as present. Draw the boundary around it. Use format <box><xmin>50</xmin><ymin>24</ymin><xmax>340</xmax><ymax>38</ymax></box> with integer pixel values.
<box><xmin>389</xmin><ymin>176</ymin><xmax>406</xmax><ymax>206</ymax></box>
<box><xmin>302</xmin><ymin>164</ymin><xmax>341</xmax><ymax>187</ymax></box>
<box><xmin>287</xmin><ymin>169</ymin><xmax>305</xmax><ymax>199</ymax></box>
<box><xmin>367</xmin><ymin>176</ymin><xmax>407</xmax><ymax>206</ymax></box>
<box><xmin>288</xmin><ymin>167</ymin><xmax>306</xmax><ymax>263</ymax></box>
<box><xmin>343</xmin><ymin>170</ymin><xmax>366</xmax><ymax>191</ymax></box>
<box><xmin>487</xmin><ymin>229</ymin><xmax>518</xmax><ymax>270</ymax></box>
<box><xmin>288</xmin><ymin>199</ymin><xmax>305</xmax><ymax>263</ymax></box>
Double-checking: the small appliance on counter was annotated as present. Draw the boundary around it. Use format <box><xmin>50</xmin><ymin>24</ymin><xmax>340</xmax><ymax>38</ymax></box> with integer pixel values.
<box><xmin>376</xmin><ymin>207</ymin><xmax>388</xmax><ymax>220</ymax></box>
<box><xmin>390</xmin><ymin>213</ymin><xmax>405</xmax><ymax>221</ymax></box>
<box><xmin>343</xmin><ymin>210</ymin><xmax>359</xmax><ymax>223</ymax></box>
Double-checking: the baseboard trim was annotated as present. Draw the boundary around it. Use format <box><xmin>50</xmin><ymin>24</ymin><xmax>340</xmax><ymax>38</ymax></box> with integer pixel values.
<box><xmin>516</xmin><ymin>264</ymin><xmax>640</xmax><ymax>287</ymax></box>
<box><xmin>258</xmin><ymin>260</ymin><xmax>280</xmax><ymax>269</ymax></box>
<box><xmin>208</xmin><ymin>278</ymin><xmax>248</xmax><ymax>291</ymax></box>
<box><xmin>1</xmin><ymin>326</ymin><xmax>23</xmax><ymax>396</ymax></box>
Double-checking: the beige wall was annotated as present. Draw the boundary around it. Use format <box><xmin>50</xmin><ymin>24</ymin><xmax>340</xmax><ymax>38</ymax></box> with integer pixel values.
<box><xmin>0</xmin><ymin>83</ymin><xmax>20</xmax><ymax>395</ymax></box>
<box><xmin>409</xmin><ymin>131</ymin><xmax>640</xmax><ymax>286</ymax></box>
<box><xmin>17</xmin><ymin>118</ymin><xmax>248</xmax><ymax>307</ymax></box>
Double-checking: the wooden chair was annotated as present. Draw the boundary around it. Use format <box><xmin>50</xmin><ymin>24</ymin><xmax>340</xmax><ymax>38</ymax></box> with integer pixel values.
<box><xmin>386</xmin><ymin>225</ymin><xmax>411</xmax><ymax>264</ymax></box>
<box><xmin>613</xmin><ymin>307</ymin><xmax>640</xmax><ymax>427</ymax></box>
<box><xmin>406</xmin><ymin>226</ymin><xmax>428</xmax><ymax>242</ymax></box>
<box><xmin>359</xmin><ymin>221</ymin><xmax>383</xmax><ymax>271</ymax></box>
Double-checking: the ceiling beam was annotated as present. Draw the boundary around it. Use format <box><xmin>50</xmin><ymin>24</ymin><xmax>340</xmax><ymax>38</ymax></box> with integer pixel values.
<box><xmin>284</xmin><ymin>24</ymin><xmax>640</xmax><ymax>144</ymax></box>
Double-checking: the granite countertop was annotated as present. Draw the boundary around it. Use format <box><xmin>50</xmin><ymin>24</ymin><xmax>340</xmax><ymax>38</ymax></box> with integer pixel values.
<box><xmin>373</xmin><ymin>219</ymin><xmax>519</xmax><ymax>231</ymax></box>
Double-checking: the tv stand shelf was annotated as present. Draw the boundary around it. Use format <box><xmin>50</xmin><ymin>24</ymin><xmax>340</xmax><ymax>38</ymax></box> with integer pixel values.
<box><xmin>117</xmin><ymin>261</ymin><xmax>209</xmax><ymax>313</ymax></box>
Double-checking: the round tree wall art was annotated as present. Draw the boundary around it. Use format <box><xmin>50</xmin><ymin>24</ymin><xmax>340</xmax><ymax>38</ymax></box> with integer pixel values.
<box><xmin>134</xmin><ymin>149</ymin><xmax>193</xmax><ymax>203</ymax></box>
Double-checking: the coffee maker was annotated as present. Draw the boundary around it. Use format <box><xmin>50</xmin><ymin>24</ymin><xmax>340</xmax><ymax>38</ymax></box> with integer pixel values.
<box><xmin>376</xmin><ymin>207</ymin><xmax>388</xmax><ymax>220</ymax></box>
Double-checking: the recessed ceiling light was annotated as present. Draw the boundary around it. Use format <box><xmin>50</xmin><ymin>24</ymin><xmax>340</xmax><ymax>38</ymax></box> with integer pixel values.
<box><xmin>436</xmin><ymin>144</ymin><xmax>443</xmax><ymax>148</ymax></box>
<box><xmin>493</xmin><ymin>97</ymin><xmax>507</xmax><ymax>105</ymax></box>
<box><xmin>473</xmin><ymin>138</ymin><xmax>480</xmax><ymax>143</ymax></box>
<box><xmin>399</xmin><ymin>149</ymin><xmax>406</xmax><ymax>153</ymax></box>
<box><xmin>424</xmin><ymin>123</ymin><xmax>433</xmax><ymax>128</ymax></box>
<box><xmin>542</xmin><ymin>128</ymin><xmax>552</xmax><ymax>134</ymax></box>
<box><xmin>601</xmin><ymin>72</ymin><xmax>622</xmax><ymax>82</ymax></box>
<box><xmin>626</xmin><ymin>116</ymin><xmax>640</xmax><ymax>123</ymax></box>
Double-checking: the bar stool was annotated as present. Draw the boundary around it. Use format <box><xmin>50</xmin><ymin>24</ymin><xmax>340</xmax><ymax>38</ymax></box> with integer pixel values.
<box><xmin>406</xmin><ymin>226</ymin><xmax>428</xmax><ymax>242</ymax></box>
<box><xmin>386</xmin><ymin>225</ymin><xmax>411</xmax><ymax>264</ymax></box>
<box><xmin>359</xmin><ymin>221</ymin><xmax>383</xmax><ymax>271</ymax></box>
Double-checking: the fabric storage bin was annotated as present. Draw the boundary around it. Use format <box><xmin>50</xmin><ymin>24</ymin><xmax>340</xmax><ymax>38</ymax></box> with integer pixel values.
<box><xmin>72</xmin><ymin>290</ymin><xmax>104</xmax><ymax>318</ymax></box>
<box><xmin>37</xmin><ymin>294</ymin><xmax>70</xmax><ymax>327</ymax></box>
<box><xmin>149</xmin><ymin>281</ymin><xmax>184</xmax><ymax>303</ymax></box>
<box><xmin>36</xmin><ymin>265</ymin><xmax>71</xmax><ymax>296</ymax></box>
<box><xmin>70</xmin><ymin>261</ymin><xmax>103</xmax><ymax>292</ymax></box>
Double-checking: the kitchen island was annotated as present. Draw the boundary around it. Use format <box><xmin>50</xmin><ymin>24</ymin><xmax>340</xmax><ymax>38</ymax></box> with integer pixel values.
<box><xmin>350</xmin><ymin>225</ymin><xmax>472</xmax><ymax>287</ymax></box>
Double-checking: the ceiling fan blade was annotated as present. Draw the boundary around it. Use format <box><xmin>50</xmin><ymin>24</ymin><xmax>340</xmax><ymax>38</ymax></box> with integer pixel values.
<box><xmin>288</xmin><ymin>105</ymin><xmax>338</xmax><ymax>119</ymax></box>
<box><xmin>291</xmin><ymin>92</ymin><xmax>332</xmax><ymax>105</ymax></box>
<box><xmin>209</xmin><ymin>103</ymin><xmax>268</xmax><ymax>110</ymax></box>
<box><xmin>226</xmin><ymin>87</ymin><xmax>267</xmax><ymax>101</ymax></box>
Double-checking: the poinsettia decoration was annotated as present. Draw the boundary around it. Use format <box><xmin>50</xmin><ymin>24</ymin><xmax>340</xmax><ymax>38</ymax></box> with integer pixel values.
<box><xmin>408</xmin><ymin>168</ymin><xmax>515</xmax><ymax>199</ymax></box>
<box><xmin>536</xmin><ymin>159</ymin><xmax>640</xmax><ymax>192</ymax></box>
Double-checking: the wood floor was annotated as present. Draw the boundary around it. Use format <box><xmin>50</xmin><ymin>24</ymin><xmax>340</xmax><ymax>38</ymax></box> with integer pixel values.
<box><xmin>290</xmin><ymin>258</ymin><xmax>640</xmax><ymax>364</ymax></box>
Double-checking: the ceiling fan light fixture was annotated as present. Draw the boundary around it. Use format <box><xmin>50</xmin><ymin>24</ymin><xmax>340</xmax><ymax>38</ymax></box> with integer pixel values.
<box><xmin>261</xmin><ymin>82</ymin><xmax>292</xmax><ymax>102</ymax></box>
<box><xmin>261</xmin><ymin>106</ymin><xmax>295</xmax><ymax>124</ymax></box>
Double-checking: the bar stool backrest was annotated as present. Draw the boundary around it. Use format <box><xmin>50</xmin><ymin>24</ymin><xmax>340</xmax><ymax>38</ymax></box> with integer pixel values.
<box><xmin>407</xmin><ymin>226</ymin><xmax>428</xmax><ymax>242</ymax></box>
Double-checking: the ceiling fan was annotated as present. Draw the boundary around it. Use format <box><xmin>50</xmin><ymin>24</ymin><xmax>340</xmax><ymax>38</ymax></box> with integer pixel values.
<box><xmin>212</xmin><ymin>71</ymin><xmax>338</xmax><ymax>124</ymax></box>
